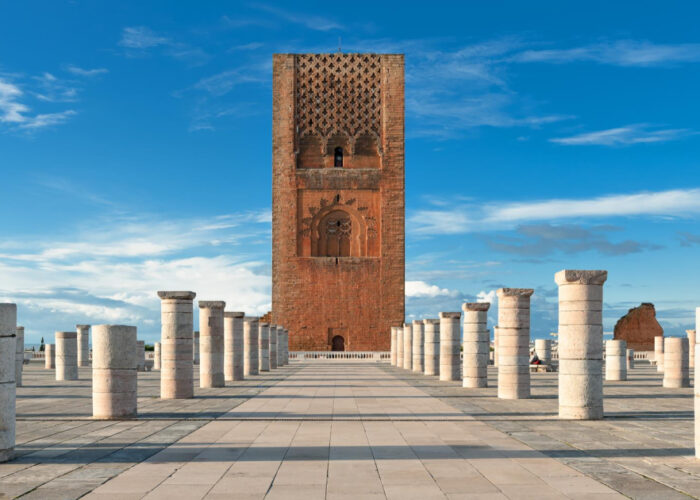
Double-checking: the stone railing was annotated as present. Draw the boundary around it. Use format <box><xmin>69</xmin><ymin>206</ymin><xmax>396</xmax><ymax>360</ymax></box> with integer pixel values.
<box><xmin>290</xmin><ymin>351</ymin><xmax>390</xmax><ymax>361</ymax></box>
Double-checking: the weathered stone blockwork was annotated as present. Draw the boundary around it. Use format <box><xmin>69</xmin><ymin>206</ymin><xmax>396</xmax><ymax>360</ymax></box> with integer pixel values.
<box><xmin>272</xmin><ymin>53</ymin><xmax>405</xmax><ymax>351</ymax></box>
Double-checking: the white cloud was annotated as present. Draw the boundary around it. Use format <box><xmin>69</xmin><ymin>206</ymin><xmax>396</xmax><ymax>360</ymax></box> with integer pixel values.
<box><xmin>251</xmin><ymin>4</ymin><xmax>344</xmax><ymax>31</ymax></box>
<box><xmin>405</xmin><ymin>280</ymin><xmax>458</xmax><ymax>298</ymax></box>
<box><xmin>0</xmin><ymin>77</ymin><xmax>77</xmax><ymax>130</ymax></box>
<box><xmin>551</xmin><ymin>124</ymin><xmax>694</xmax><ymax>146</ymax></box>
<box><xmin>0</xmin><ymin>78</ymin><xmax>28</xmax><ymax>123</ymax></box>
<box><xmin>119</xmin><ymin>26</ymin><xmax>170</xmax><ymax>49</ymax></box>
<box><xmin>476</xmin><ymin>290</ymin><xmax>497</xmax><ymax>304</ymax></box>
<box><xmin>65</xmin><ymin>65</ymin><xmax>109</xmax><ymax>77</ymax></box>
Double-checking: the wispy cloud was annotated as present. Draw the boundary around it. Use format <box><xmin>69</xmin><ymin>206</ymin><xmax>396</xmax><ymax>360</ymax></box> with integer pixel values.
<box><xmin>118</xmin><ymin>26</ymin><xmax>209</xmax><ymax>65</ymax></box>
<box><xmin>0</xmin><ymin>77</ymin><xmax>77</xmax><ymax>131</ymax></box>
<box><xmin>551</xmin><ymin>124</ymin><xmax>695</xmax><ymax>146</ymax></box>
<box><xmin>251</xmin><ymin>4</ymin><xmax>344</xmax><ymax>32</ymax></box>
<box><xmin>65</xmin><ymin>65</ymin><xmax>109</xmax><ymax>77</ymax></box>
<box><xmin>119</xmin><ymin>26</ymin><xmax>170</xmax><ymax>49</ymax></box>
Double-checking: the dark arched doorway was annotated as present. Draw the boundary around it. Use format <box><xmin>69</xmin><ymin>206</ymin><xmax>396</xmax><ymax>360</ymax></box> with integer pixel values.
<box><xmin>331</xmin><ymin>335</ymin><xmax>345</xmax><ymax>351</ymax></box>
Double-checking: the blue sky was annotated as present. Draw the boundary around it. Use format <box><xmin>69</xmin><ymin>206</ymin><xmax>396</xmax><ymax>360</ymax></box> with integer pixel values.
<box><xmin>1</xmin><ymin>1</ymin><xmax>699</xmax><ymax>344</ymax></box>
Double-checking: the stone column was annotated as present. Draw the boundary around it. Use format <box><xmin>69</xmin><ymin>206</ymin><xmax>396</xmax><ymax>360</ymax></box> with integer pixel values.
<box><xmin>45</xmin><ymin>344</ymin><xmax>55</xmax><ymax>369</ymax></box>
<box><xmin>76</xmin><ymin>324</ymin><xmax>90</xmax><ymax>367</ymax></box>
<box><xmin>55</xmin><ymin>331</ymin><xmax>78</xmax><ymax>381</ymax></box>
<box><xmin>493</xmin><ymin>326</ymin><xmax>499</xmax><ymax>367</ymax></box>
<box><xmin>654</xmin><ymin>336</ymin><xmax>664</xmax><ymax>373</ymax></box>
<box><xmin>135</xmin><ymin>340</ymin><xmax>146</xmax><ymax>371</ymax></box>
<box><xmin>158</xmin><ymin>291</ymin><xmax>195</xmax><ymax>400</ymax></box>
<box><xmin>412</xmin><ymin>320</ymin><xmax>424</xmax><ymax>373</ymax></box>
<box><xmin>462</xmin><ymin>303</ymin><xmax>490</xmax><ymax>388</ymax></box>
<box><xmin>403</xmin><ymin>323</ymin><xmax>412</xmax><ymax>371</ymax></box>
<box><xmin>153</xmin><ymin>342</ymin><xmax>161</xmax><ymax>370</ymax></box>
<box><xmin>193</xmin><ymin>331</ymin><xmax>200</xmax><ymax>365</ymax></box>
<box><xmin>555</xmin><ymin>269</ymin><xmax>607</xmax><ymax>420</ymax></box>
<box><xmin>663</xmin><ymin>337</ymin><xmax>690</xmax><ymax>388</ymax></box>
<box><xmin>198</xmin><ymin>301</ymin><xmax>225</xmax><ymax>388</ymax></box>
<box><xmin>259</xmin><ymin>323</ymin><xmax>270</xmax><ymax>372</ymax></box>
<box><xmin>92</xmin><ymin>325</ymin><xmax>137</xmax><ymax>419</ymax></box>
<box><xmin>423</xmin><ymin>319</ymin><xmax>440</xmax><ymax>376</ymax></box>
<box><xmin>535</xmin><ymin>339</ymin><xmax>552</xmax><ymax>365</ymax></box>
<box><xmin>439</xmin><ymin>312</ymin><xmax>461</xmax><ymax>381</ymax></box>
<box><xmin>0</xmin><ymin>303</ymin><xmax>17</xmax><ymax>462</ymax></box>
<box><xmin>390</xmin><ymin>327</ymin><xmax>397</xmax><ymax>366</ymax></box>
<box><xmin>605</xmin><ymin>340</ymin><xmax>627</xmax><ymax>381</ymax></box>
<box><xmin>224</xmin><ymin>312</ymin><xmax>244</xmax><ymax>381</ymax></box>
<box><xmin>269</xmin><ymin>325</ymin><xmax>278</xmax><ymax>369</ymax></box>
<box><xmin>497</xmin><ymin>288</ymin><xmax>533</xmax><ymax>399</ymax></box>
<box><xmin>626</xmin><ymin>349</ymin><xmax>634</xmax><ymax>370</ymax></box>
<box><xmin>15</xmin><ymin>326</ymin><xmax>24</xmax><ymax>387</ymax></box>
<box><xmin>695</xmin><ymin>341</ymin><xmax>700</xmax><ymax>458</ymax></box>
<box><xmin>687</xmin><ymin>329</ymin><xmax>696</xmax><ymax>368</ymax></box>
<box><xmin>244</xmin><ymin>318</ymin><xmax>259</xmax><ymax>376</ymax></box>
<box><xmin>396</xmin><ymin>326</ymin><xmax>404</xmax><ymax>369</ymax></box>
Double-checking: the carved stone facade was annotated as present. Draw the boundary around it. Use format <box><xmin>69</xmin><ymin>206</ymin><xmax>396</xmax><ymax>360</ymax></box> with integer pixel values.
<box><xmin>272</xmin><ymin>53</ymin><xmax>405</xmax><ymax>351</ymax></box>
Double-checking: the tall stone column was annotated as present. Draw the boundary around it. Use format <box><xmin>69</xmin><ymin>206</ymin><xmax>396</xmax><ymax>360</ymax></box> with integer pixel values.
<box><xmin>555</xmin><ymin>269</ymin><xmax>607</xmax><ymax>420</ymax></box>
<box><xmin>244</xmin><ymin>317</ymin><xmax>259</xmax><ymax>376</ymax></box>
<box><xmin>158</xmin><ymin>291</ymin><xmax>196</xmax><ymax>399</ymax></box>
<box><xmin>269</xmin><ymin>325</ymin><xmax>278</xmax><ymax>369</ymax></box>
<box><xmin>423</xmin><ymin>319</ymin><xmax>439</xmax><ymax>376</ymax></box>
<box><xmin>605</xmin><ymin>340</ymin><xmax>627</xmax><ymax>381</ymax></box>
<box><xmin>390</xmin><ymin>327</ymin><xmax>397</xmax><ymax>366</ymax></box>
<box><xmin>497</xmin><ymin>288</ymin><xmax>533</xmax><ymax>399</ymax></box>
<box><xmin>0</xmin><ymin>303</ymin><xmax>17</xmax><ymax>462</ymax></box>
<box><xmin>654</xmin><ymin>336</ymin><xmax>664</xmax><ymax>373</ymax></box>
<box><xmin>663</xmin><ymin>337</ymin><xmax>689</xmax><ymax>388</ymax></box>
<box><xmin>135</xmin><ymin>340</ymin><xmax>146</xmax><ymax>371</ymax></box>
<box><xmin>259</xmin><ymin>322</ymin><xmax>270</xmax><ymax>372</ymax></box>
<box><xmin>76</xmin><ymin>324</ymin><xmax>90</xmax><ymax>367</ymax></box>
<box><xmin>15</xmin><ymin>326</ymin><xmax>24</xmax><ymax>387</ymax></box>
<box><xmin>55</xmin><ymin>331</ymin><xmax>78</xmax><ymax>381</ymax></box>
<box><xmin>493</xmin><ymin>326</ymin><xmax>499</xmax><ymax>367</ymax></box>
<box><xmin>199</xmin><ymin>301</ymin><xmax>225</xmax><ymax>388</ymax></box>
<box><xmin>45</xmin><ymin>344</ymin><xmax>55</xmax><ymax>369</ymax></box>
<box><xmin>396</xmin><ymin>326</ymin><xmax>404</xmax><ymax>369</ymax></box>
<box><xmin>153</xmin><ymin>342</ymin><xmax>161</xmax><ymax>370</ymax></box>
<box><xmin>626</xmin><ymin>349</ymin><xmax>634</xmax><ymax>370</ymax></box>
<box><xmin>462</xmin><ymin>303</ymin><xmax>490</xmax><ymax>388</ymax></box>
<box><xmin>535</xmin><ymin>339</ymin><xmax>552</xmax><ymax>365</ymax></box>
<box><xmin>412</xmin><ymin>320</ymin><xmax>424</xmax><ymax>373</ymax></box>
<box><xmin>695</xmin><ymin>341</ymin><xmax>700</xmax><ymax>458</ymax></box>
<box><xmin>92</xmin><ymin>325</ymin><xmax>137</xmax><ymax>419</ymax></box>
<box><xmin>224</xmin><ymin>312</ymin><xmax>244</xmax><ymax>381</ymax></box>
<box><xmin>403</xmin><ymin>323</ymin><xmax>412</xmax><ymax>371</ymax></box>
<box><xmin>687</xmin><ymin>329</ymin><xmax>696</xmax><ymax>368</ymax></box>
<box><xmin>439</xmin><ymin>312</ymin><xmax>461</xmax><ymax>381</ymax></box>
<box><xmin>193</xmin><ymin>331</ymin><xmax>200</xmax><ymax>365</ymax></box>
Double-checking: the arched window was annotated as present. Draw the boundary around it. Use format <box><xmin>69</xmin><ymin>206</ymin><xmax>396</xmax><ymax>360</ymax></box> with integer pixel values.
<box><xmin>331</xmin><ymin>335</ymin><xmax>345</xmax><ymax>351</ymax></box>
<box><xmin>334</xmin><ymin>147</ymin><xmax>343</xmax><ymax>167</ymax></box>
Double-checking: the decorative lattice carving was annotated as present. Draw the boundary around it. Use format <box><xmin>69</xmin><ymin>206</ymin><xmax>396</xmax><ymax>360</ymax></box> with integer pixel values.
<box><xmin>326</xmin><ymin>215</ymin><xmax>352</xmax><ymax>238</ymax></box>
<box><xmin>295</xmin><ymin>54</ymin><xmax>381</xmax><ymax>143</ymax></box>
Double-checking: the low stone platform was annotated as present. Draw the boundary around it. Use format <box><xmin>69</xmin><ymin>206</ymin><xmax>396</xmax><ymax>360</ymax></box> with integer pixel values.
<box><xmin>0</xmin><ymin>361</ymin><xmax>697</xmax><ymax>499</ymax></box>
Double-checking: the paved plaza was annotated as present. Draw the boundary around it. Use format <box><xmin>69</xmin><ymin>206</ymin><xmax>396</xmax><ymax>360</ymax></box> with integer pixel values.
<box><xmin>0</xmin><ymin>361</ymin><xmax>698</xmax><ymax>499</ymax></box>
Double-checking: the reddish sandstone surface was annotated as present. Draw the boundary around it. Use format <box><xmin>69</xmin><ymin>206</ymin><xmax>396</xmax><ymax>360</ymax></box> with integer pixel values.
<box><xmin>613</xmin><ymin>303</ymin><xmax>664</xmax><ymax>351</ymax></box>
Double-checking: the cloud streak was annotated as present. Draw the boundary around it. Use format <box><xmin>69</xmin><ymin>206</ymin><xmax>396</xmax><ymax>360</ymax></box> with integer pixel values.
<box><xmin>551</xmin><ymin>124</ymin><xmax>694</xmax><ymax>146</ymax></box>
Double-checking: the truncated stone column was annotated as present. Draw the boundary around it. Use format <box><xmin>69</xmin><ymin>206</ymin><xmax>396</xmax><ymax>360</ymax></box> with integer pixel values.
<box><xmin>92</xmin><ymin>325</ymin><xmax>137</xmax><ymax>419</ymax></box>
<box><xmin>555</xmin><ymin>269</ymin><xmax>607</xmax><ymax>420</ymax></box>
<box><xmin>224</xmin><ymin>312</ymin><xmax>244</xmax><ymax>381</ymax></box>
<box><xmin>695</xmin><ymin>341</ymin><xmax>700</xmax><ymax>458</ymax></box>
<box><xmin>687</xmin><ymin>329</ymin><xmax>696</xmax><ymax>368</ymax></box>
<box><xmin>396</xmin><ymin>326</ymin><xmax>404</xmax><ymax>369</ymax></box>
<box><xmin>605</xmin><ymin>340</ymin><xmax>627</xmax><ymax>381</ymax></box>
<box><xmin>135</xmin><ymin>340</ymin><xmax>146</xmax><ymax>371</ymax></box>
<box><xmin>269</xmin><ymin>325</ymin><xmax>278</xmax><ymax>369</ymax></box>
<box><xmin>654</xmin><ymin>336</ymin><xmax>664</xmax><ymax>372</ymax></box>
<box><xmin>199</xmin><ymin>301</ymin><xmax>225</xmax><ymax>388</ymax></box>
<box><xmin>15</xmin><ymin>326</ymin><xmax>24</xmax><ymax>387</ymax></box>
<box><xmin>76</xmin><ymin>324</ymin><xmax>90</xmax><ymax>367</ymax></box>
<box><xmin>193</xmin><ymin>331</ymin><xmax>200</xmax><ymax>365</ymax></box>
<box><xmin>45</xmin><ymin>344</ymin><xmax>55</xmax><ymax>369</ymax></box>
<box><xmin>535</xmin><ymin>339</ymin><xmax>552</xmax><ymax>365</ymax></box>
<box><xmin>663</xmin><ymin>337</ymin><xmax>689</xmax><ymax>388</ymax></box>
<box><xmin>55</xmin><ymin>331</ymin><xmax>78</xmax><ymax>381</ymax></box>
<box><xmin>627</xmin><ymin>349</ymin><xmax>634</xmax><ymax>370</ymax></box>
<box><xmin>439</xmin><ymin>312</ymin><xmax>461</xmax><ymax>381</ymax></box>
<box><xmin>423</xmin><ymin>319</ymin><xmax>440</xmax><ymax>376</ymax></box>
<box><xmin>403</xmin><ymin>323</ymin><xmax>412</xmax><ymax>370</ymax></box>
<box><xmin>153</xmin><ymin>342</ymin><xmax>161</xmax><ymax>370</ymax></box>
<box><xmin>493</xmin><ymin>327</ymin><xmax>499</xmax><ymax>367</ymax></box>
<box><xmin>390</xmin><ymin>327</ymin><xmax>397</xmax><ymax>366</ymax></box>
<box><xmin>158</xmin><ymin>291</ymin><xmax>195</xmax><ymax>399</ymax></box>
<box><xmin>244</xmin><ymin>318</ymin><xmax>259</xmax><ymax>376</ymax></box>
<box><xmin>259</xmin><ymin>323</ymin><xmax>270</xmax><ymax>372</ymax></box>
<box><xmin>0</xmin><ymin>303</ymin><xmax>17</xmax><ymax>462</ymax></box>
<box><xmin>462</xmin><ymin>303</ymin><xmax>490</xmax><ymax>388</ymax></box>
<box><xmin>412</xmin><ymin>320</ymin><xmax>424</xmax><ymax>373</ymax></box>
<box><xmin>278</xmin><ymin>328</ymin><xmax>287</xmax><ymax>366</ymax></box>
<box><xmin>497</xmin><ymin>288</ymin><xmax>533</xmax><ymax>399</ymax></box>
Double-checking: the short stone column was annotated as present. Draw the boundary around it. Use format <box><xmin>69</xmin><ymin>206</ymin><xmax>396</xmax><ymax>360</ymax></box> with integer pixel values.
<box><xmin>535</xmin><ymin>339</ymin><xmax>552</xmax><ymax>365</ymax></box>
<box><xmin>198</xmin><ymin>301</ymin><xmax>225</xmax><ymax>388</ymax></box>
<box><xmin>135</xmin><ymin>340</ymin><xmax>146</xmax><ymax>371</ymax></box>
<box><xmin>439</xmin><ymin>312</ymin><xmax>461</xmax><ymax>381</ymax></box>
<box><xmin>259</xmin><ymin>322</ymin><xmax>270</xmax><ymax>372</ymax></box>
<box><xmin>15</xmin><ymin>326</ymin><xmax>24</xmax><ymax>387</ymax></box>
<box><xmin>76</xmin><ymin>324</ymin><xmax>90</xmax><ymax>367</ymax></box>
<box><xmin>45</xmin><ymin>344</ymin><xmax>55</xmax><ymax>369</ymax></box>
<box><xmin>158</xmin><ymin>291</ymin><xmax>196</xmax><ymax>399</ymax></box>
<box><xmin>0</xmin><ymin>303</ymin><xmax>17</xmax><ymax>462</ymax></box>
<box><xmin>695</xmin><ymin>342</ymin><xmax>700</xmax><ymax>458</ymax></box>
<box><xmin>403</xmin><ymin>323</ymin><xmax>412</xmax><ymax>371</ymax></box>
<box><xmin>687</xmin><ymin>329</ymin><xmax>696</xmax><ymax>368</ymax></box>
<box><xmin>244</xmin><ymin>317</ymin><xmax>259</xmax><ymax>376</ymax></box>
<box><xmin>605</xmin><ymin>340</ymin><xmax>627</xmax><ymax>381</ymax></box>
<box><xmin>663</xmin><ymin>337</ymin><xmax>690</xmax><ymax>388</ymax></box>
<box><xmin>390</xmin><ymin>327</ymin><xmax>397</xmax><ymax>366</ymax></box>
<box><xmin>269</xmin><ymin>325</ymin><xmax>278</xmax><ymax>369</ymax></box>
<box><xmin>497</xmin><ymin>288</ymin><xmax>533</xmax><ymax>399</ymax></box>
<box><xmin>626</xmin><ymin>349</ymin><xmax>634</xmax><ymax>370</ymax></box>
<box><xmin>396</xmin><ymin>326</ymin><xmax>404</xmax><ymax>369</ymax></box>
<box><xmin>92</xmin><ymin>325</ymin><xmax>137</xmax><ymax>419</ymax></box>
<box><xmin>654</xmin><ymin>336</ymin><xmax>664</xmax><ymax>373</ymax></box>
<box><xmin>193</xmin><ymin>331</ymin><xmax>200</xmax><ymax>365</ymax></box>
<box><xmin>462</xmin><ymin>303</ymin><xmax>490</xmax><ymax>388</ymax></box>
<box><xmin>423</xmin><ymin>319</ymin><xmax>440</xmax><ymax>376</ymax></box>
<box><xmin>55</xmin><ymin>331</ymin><xmax>78</xmax><ymax>381</ymax></box>
<box><xmin>555</xmin><ymin>269</ymin><xmax>607</xmax><ymax>420</ymax></box>
<box><xmin>412</xmin><ymin>320</ymin><xmax>424</xmax><ymax>373</ymax></box>
<box><xmin>493</xmin><ymin>326</ymin><xmax>499</xmax><ymax>367</ymax></box>
<box><xmin>153</xmin><ymin>342</ymin><xmax>161</xmax><ymax>370</ymax></box>
<box><xmin>224</xmin><ymin>312</ymin><xmax>244</xmax><ymax>381</ymax></box>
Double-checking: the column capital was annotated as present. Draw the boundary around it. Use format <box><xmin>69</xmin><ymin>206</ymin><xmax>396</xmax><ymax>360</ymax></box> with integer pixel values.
<box><xmin>225</xmin><ymin>311</ymin><xmax>245</xmax><ymax>318</ymax></box>
<box><xmin>439</xmin><ymin>312</ymin><xmax>461</xmax><ymax>319</ymax></box>
<box><xmin>462</xmin><ymin>302</ymin><xmax>490</xmax><ymax>312</ymax></box>
<box><xmin>497</xmin><ymin>288</ymin><xmax>534</xmax><ymax>297</ymax></box>
<box><xmin>157</xmin><ymin>291</ymin><xmax>196</xmax><ymax>300</ymax></box>
<box><xmin>198</xmin><ymin>301</ymin><xmax>225</xmax><ymax>309</ymax></box>
<box><xmin>555</xmin><ymin>269</ymin><xmax>607</xmax><ymax>286</ymax></box>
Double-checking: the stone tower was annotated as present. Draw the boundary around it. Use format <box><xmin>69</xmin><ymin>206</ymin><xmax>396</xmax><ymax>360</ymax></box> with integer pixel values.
<box><xmin>272</xmin><ymin>53</ymin><xmax>405</xmax><ymax>351</ymax></box>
